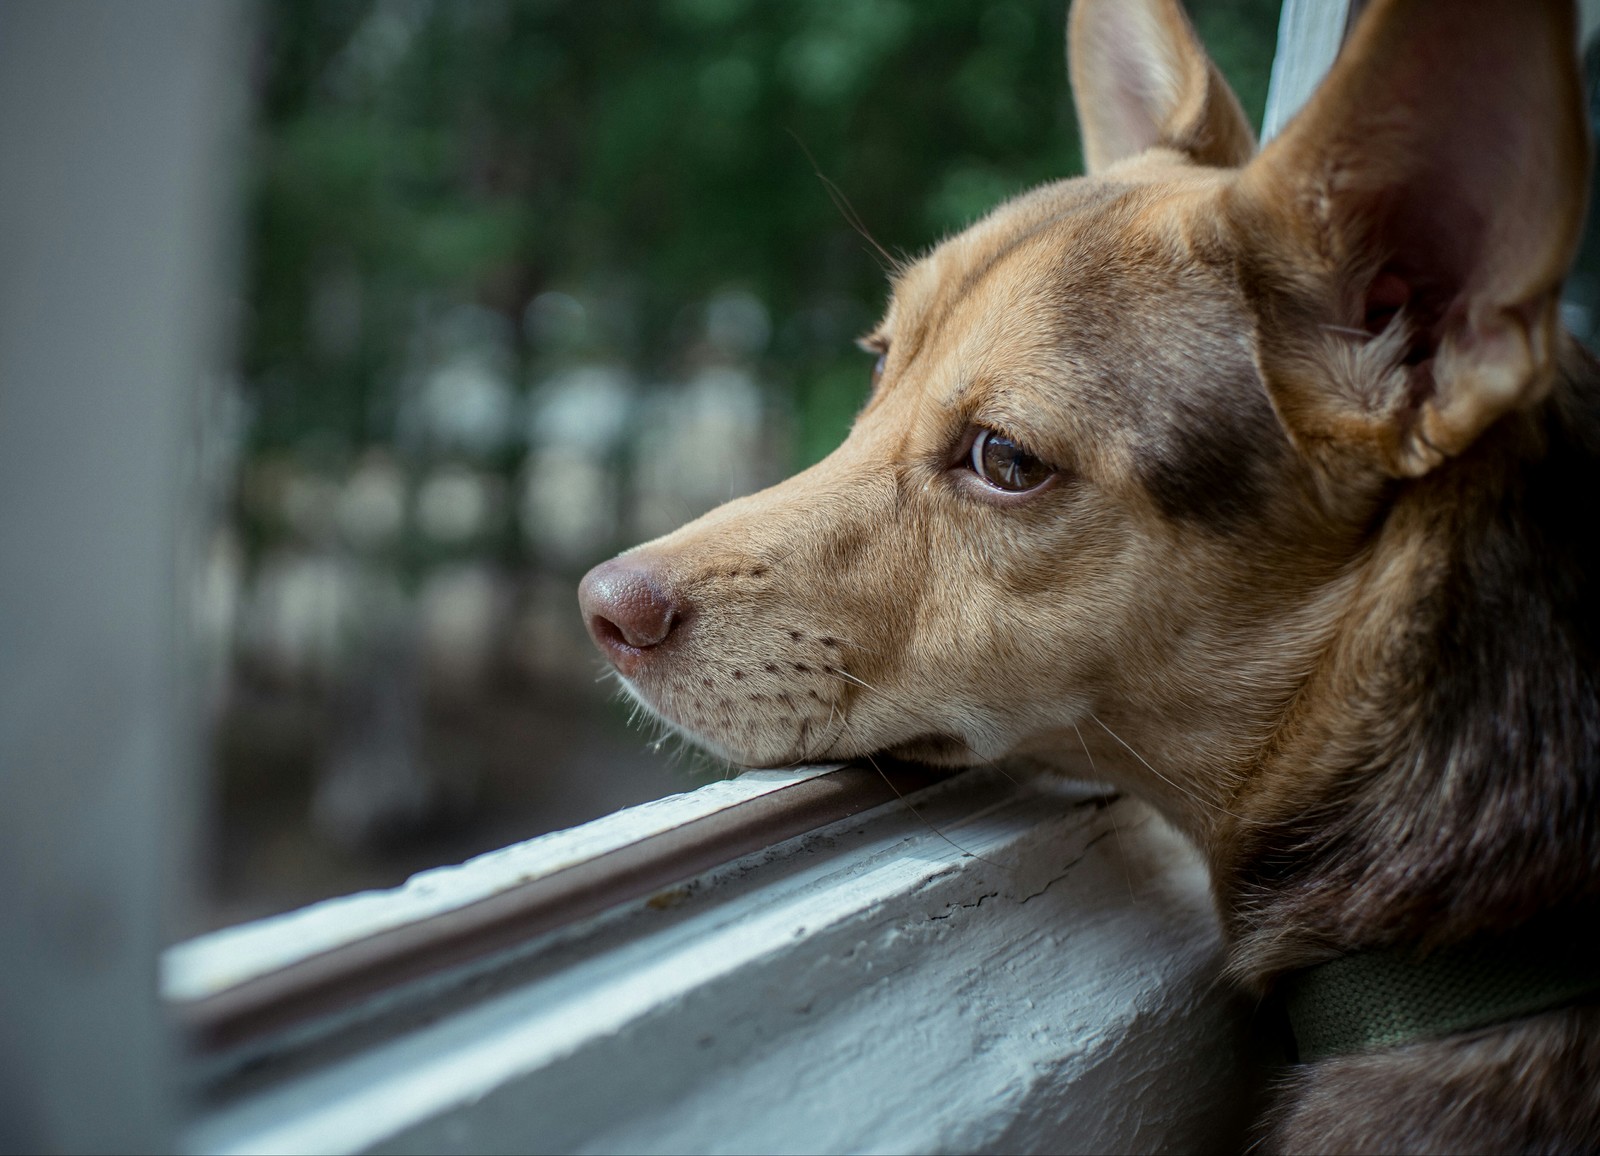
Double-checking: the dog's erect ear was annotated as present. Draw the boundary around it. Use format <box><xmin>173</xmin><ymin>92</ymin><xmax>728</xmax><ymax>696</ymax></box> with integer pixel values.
<box><xmin>1068</xmin><ymin>0</ymin><xmax>1255</xmax><ymax>173</ymax></box>
<box><xmin>1235</xmin><ymin>0</ymin><xmax>1589</xmax><ymax>480</ymax></box>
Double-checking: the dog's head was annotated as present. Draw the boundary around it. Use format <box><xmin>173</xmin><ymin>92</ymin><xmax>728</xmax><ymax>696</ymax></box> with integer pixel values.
<box><xmin>579</xmin><ymin>0</ymin><xmax>1588</xmax><ymax>840</ymax></box>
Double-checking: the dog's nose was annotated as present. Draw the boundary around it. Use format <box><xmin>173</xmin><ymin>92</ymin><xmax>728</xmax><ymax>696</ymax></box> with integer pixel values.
<box><xmin>579</xmin><ymin>557</ymin><xmax>683</xmax><ymax>667</ymax></box>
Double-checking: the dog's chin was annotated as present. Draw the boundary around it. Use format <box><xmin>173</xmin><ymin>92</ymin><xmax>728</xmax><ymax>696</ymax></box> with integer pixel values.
<box><xmin>608</xmin><ymin>672</ymin><xmax>827</xmax><ymax>768</ymax></box>
<box><xmin>613</xmin><ymin>674</ymin><xmax>982</xmax><ymax>772</ymax></box>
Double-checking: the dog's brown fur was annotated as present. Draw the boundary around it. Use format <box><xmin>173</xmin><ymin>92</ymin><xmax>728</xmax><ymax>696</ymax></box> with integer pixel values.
<box><xmin>579</xmin><ymin>0</ymin><xmax>1600</xmax><ymax>1149</ymax></box>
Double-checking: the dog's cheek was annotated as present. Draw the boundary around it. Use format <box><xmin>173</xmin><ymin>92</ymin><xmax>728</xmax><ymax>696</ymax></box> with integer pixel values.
<box><xmin>873</xmin><ymin>548</ymin><xmax>1117</xmax><ymax>755</ymax></box>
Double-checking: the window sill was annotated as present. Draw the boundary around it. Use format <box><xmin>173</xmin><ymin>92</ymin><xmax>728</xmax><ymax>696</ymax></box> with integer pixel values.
<box><xmin>174</xmin><ymin>766</ymin><xmax>1268</xmax><ymax>1154</ymax></box>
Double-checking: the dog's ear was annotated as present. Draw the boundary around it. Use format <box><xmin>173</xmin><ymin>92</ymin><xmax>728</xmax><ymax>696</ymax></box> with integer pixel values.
<box><xmin>1235</xmin><ymin>0</ymin><xmax>1589</xmax><ymax>480</ymax></box>
<box><xmin>1068</xmin><ymin>0</ymin><xmax>1255</xmax><ymax>173</ymax></box>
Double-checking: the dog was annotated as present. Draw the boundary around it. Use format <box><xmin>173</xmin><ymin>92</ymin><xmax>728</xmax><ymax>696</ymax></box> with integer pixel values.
<box><xmin>579</xmin><ymin>0</ymin><xmax>1600</xmax><ymax>1149</ymax></box>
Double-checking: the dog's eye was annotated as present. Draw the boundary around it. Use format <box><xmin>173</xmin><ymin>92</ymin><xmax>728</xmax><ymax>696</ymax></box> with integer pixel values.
<box><xmin>970</xmin><ymin>429</ymin><xmax>1052</xmax><ymax>492</ymax></box>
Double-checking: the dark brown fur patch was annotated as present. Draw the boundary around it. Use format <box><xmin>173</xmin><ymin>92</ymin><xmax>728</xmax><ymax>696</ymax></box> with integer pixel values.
<box><xmin>1228</xmin><ymin>343</ymin><xmax>1600</xmax><ymax>1151</ymax></box>
<box><xmin>1134</xmin><ymin>370</ymin><xmax>1284</xmax><ymax>531</ymax></box>
<box><xmin>1227</xmin><ymin>344</ymin><xmax>1600</xmax><ymax>955</ymax></box>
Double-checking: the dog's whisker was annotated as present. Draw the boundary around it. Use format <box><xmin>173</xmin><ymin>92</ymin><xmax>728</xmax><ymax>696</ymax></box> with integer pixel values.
<box><xmin>787</xmin><ymin>129</ymin><xmax>896</xmax><ymax>272</ymax></box>
<box><xmin>1075</xmin><ymin>722</ymin><xmax>1137</xmax><ymax>905</ymax></box>
<box><xmin>837</xmin><ymin>714</ymin><xmax>1007</xmax><ymax>869</ymax></box>
<box><xmin>823</xmin><ymin>701</ymin><xmax>855</xmax><ymax>762</ymax></box>
<box><xmin>823</xmin><ymin>667</ymin><xmax>877</xmax><ymax>692</ymax></box>
<box><xmin>788</xmin><ymin>716</ymin><xmax>818</xmax><ymax>768</ymax></box>
<box><xmin>1089</xmin><ymin>712</ymin><xmax>1242</xmax><ymax>822</ymax></box>
<box><xmin>944</xmin><ymin>743</ymin><xmax>1021</xmax><ymax>785</ymax></box>
<box><xmin>782</xmin><ymin>696</ymin><xmax>849</xmax><ymax>769</ymax></box>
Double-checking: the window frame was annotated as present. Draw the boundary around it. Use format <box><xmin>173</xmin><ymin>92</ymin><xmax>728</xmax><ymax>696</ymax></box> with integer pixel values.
<box><xmin>0</xmin><ymin>3</ymin><xmax>246</xmax><ymax>1151</ymax></box>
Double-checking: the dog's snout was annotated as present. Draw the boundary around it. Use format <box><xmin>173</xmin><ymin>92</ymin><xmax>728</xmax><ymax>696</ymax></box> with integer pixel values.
<box><xmin>579</xmin><ymin>558</ymin><xmax>683</xmax><ymax>669</ymax></box>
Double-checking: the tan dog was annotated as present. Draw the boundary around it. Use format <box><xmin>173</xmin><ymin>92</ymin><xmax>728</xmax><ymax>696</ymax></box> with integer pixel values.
<box><xmin>580</xmin><ymin>0</ymin><xmax>1600</xmax><ymax>1148</ymax></box>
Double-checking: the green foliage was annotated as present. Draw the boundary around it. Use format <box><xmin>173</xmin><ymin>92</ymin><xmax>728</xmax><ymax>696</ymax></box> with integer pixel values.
<box><xmin>246</xmin><ymin>0</ymin><xmax>1282</xmax><ymax>465</ymax></box>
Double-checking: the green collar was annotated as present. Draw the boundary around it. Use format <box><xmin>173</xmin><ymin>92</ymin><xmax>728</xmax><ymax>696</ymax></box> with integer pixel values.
<box><xmin>1282</xmin><ymin>925</ymin><xmax>1600</xmax><ymax>1063</ymax></box>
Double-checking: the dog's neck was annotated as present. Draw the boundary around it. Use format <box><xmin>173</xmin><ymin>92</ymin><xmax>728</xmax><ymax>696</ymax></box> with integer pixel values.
<box><xmin>1216</xmin><ymin>335</ymin><xmax>1600</xmax><ymax>988</ymax></box>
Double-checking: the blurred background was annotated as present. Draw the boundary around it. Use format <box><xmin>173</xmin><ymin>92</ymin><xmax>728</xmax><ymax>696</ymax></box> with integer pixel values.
<box><xmin>196</xmin><ymin>0</ymin><xmax>1419</xmax><ymax>932</ymax></box>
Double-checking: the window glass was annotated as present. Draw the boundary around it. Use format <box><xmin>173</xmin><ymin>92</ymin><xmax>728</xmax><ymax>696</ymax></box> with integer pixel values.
<box><xmin>194</xmin><ymin>0</ymin><xmax>1285</xmax><ymax>933</ymax></box>
<box><xmin>1560</xmin><ymin>36</ymin><xmax>1600</xmax><ymax>346</ymax></box>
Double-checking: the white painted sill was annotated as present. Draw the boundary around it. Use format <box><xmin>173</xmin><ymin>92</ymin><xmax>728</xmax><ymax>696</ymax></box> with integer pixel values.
<box><xmin>170</xmin><ymin>767</ymin><xmax>1269</xmax><ymax>1155</ymax></box>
